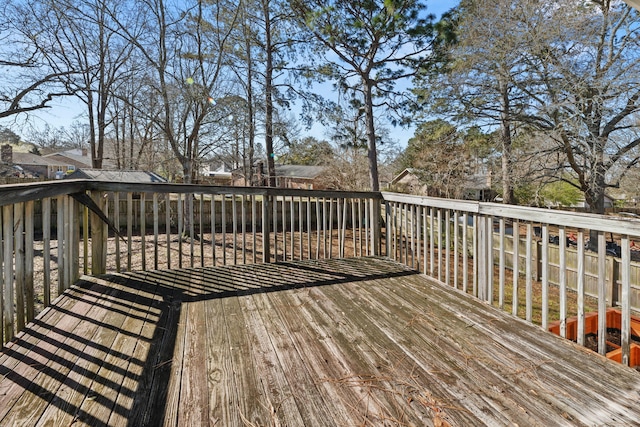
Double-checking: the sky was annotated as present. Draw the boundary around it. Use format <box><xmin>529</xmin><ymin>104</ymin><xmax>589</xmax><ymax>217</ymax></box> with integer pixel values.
<box><xmin>4</xmin><ymin>0</ymin><xmax>460</xmax><ymax>150</ymax></box>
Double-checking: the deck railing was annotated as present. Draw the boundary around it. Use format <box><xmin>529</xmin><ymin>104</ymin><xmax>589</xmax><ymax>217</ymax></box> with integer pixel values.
<box><xmin>1</xmin><ymin>180</ymin><xmax>640</xmax><ymax>366</ymax></box>
<box><xmin>384</xmin><ymin>192</ymin><xmax>640</xmax><ymax>367</ymax></box>
<box><xmin>0</xmin><ymin>180</ymin><xmax>381</xmax><ymax>345</ymax></box>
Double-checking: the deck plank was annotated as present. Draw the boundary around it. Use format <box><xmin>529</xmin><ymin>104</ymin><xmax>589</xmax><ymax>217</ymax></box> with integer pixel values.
<box><xmin>107</xmin><ymin>273</ymin><xmax>163</xmax><ymax>426</ymax></box>
<box><xmin>0</xmin><ymin>286</ymin><xmax>86</xmax><ymax>417</ymax></box>
<box><xmin>0</xmin><ymin>279</ymin><xmax>122</xmax><ymax>426</ymax></box>
<box><xmin>125</xmin><ymin>270</ymin><xmax>184</xmax><ymax>426</ymax></box>
<box><xmin>257</xmin><ymin>269</ymin><xmax>361</xmax><ymax>426</ymax></box>
<box><xmin>287</xmin><ymin>277</ymin><xmax>428</xmax><ymax>425</ymax></box>
<box><xmin>203</xmin><ymin>269</ymin><xmax>239</xmax><ymax>426</ymax></box>
<box><xmin>176</xmin><ymin>274</ymin><xmax>209</xmax><ymax>426</ymax></box>
<box><xmin>250</xmin><ymin>278</ymin><xmax>339</xmax><ymax>426</ymax></box>
<box><xmin>30</xmin><ymin>279</ymin><xmax>134</xmax><ymax>427</ymax></box>
<box><xmin>77</xmin><ymin>274</ymin><xmax>160</xmax><ymax>426</ymax></box>
<box><xmin>328</xmin><ymin>269</ymin><xmax>548</xmax><ymax>425</ymax></box>
<box><xmin>382</xmin><ymin>272</ymin><xmax>640</xmax><ymax>425</ymax></box>
<box><xmin>237</xmin><ymin>277</ymin><xmax>307</xmax><ymax>425</ymax></box>
<box><xmin>0</xmin><ymin>257</ymin><xmax>639</xmax><ymax>426</ymax></box>
<box><xmin>220</xmin><ymin>274</ymin><xmax>274</xmax><ymax>425</ymax></box>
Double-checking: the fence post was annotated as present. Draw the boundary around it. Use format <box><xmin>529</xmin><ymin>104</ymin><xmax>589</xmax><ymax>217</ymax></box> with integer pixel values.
<box><xmin>610</xmin><ymin>256</ymin><xmax>619</xmax><ymax>307</ymax></box>
<box><xmin>536</xmin><ymin>240</ymin><xmax>542</xmax><ymax>281</ymax></box>
<box><xmin>385</xmin><ymin>199</ymin><xmax>391</xmax><ymax>258</ymax></box>
<box><xmin>3</xmin><ymin>205</ymin><xmax>15</xmax><ymax>342</ymax></box>
<box><xmin>72</xmin><ymin>196</ymin><xmax>81</xmax><ymax>284</ymax></box>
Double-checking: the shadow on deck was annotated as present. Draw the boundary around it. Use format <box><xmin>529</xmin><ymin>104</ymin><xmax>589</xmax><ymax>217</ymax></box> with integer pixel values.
<box><xmin>0</xmin><ymin>257</ymin><xmax>639</xmax><ymax>426</ymax></box>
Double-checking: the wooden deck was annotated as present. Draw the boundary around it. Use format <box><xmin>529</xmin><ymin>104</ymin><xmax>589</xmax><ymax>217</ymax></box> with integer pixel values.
<box><xmin>0</xmin><ymin>257</ymin><xmax>639</xmax><ymax>426</ymax></box>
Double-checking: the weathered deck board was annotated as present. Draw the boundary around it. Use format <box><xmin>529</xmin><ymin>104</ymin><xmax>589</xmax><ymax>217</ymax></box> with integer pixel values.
<box><xmin>0</xmin><ymin>257</ymin><xmax>639</xmax><ymax>426</ymax></box>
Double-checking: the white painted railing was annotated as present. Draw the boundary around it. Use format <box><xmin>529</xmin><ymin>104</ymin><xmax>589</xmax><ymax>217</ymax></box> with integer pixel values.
<box><xmin>383</xmin><ymin>192</ymin><xmax>640</xmax><ymax>367</ymax></box>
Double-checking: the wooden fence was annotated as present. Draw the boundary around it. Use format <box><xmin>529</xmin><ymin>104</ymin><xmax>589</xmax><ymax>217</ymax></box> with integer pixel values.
<box><xmin>498</xmin><ymin>234</ymin><xmax>640</xmax><ymax>311</ymax></box>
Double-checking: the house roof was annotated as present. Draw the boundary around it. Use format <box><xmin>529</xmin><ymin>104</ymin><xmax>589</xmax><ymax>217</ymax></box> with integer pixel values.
<box><xmin>66</xmin><ymin>169</ymin><xmax>167</xmax><ymax>183</ymax></box>
<box><xmin>44</xmin><ymin>152</ymin><xmax>93</xmax><ymax>168</ymax></box>
<box><xmin>12</xmin><ymin>152</ymin><xmax>69</xmax><ymax>167</ymax></box>
<box><xmin>389</xmin><ymin>168</ymin><xmax>417</xmax><ymax>186</ymax></box>
<box><xmin>390</xmin><ymin>168</ymin><xmax>492</xmax><ymax>190</ymax></box>
<box><xmin>275</xmin><ymin>165</ymin><xmax>326</xmax><ymax>179</ymax></box>
<box><xmin>44</xmin><ymin>149</ymin><xmax>117</xmax><ymax>169</ymax></box>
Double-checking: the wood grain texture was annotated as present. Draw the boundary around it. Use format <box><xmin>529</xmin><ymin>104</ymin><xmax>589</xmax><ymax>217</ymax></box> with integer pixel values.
<box><xmin>0</xmin><ymin>257</ymin><xmax>639</xmax><ymax>426</ymax></box>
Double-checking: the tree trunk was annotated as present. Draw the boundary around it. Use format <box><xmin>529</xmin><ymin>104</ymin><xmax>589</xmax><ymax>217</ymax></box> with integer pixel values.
<box><xmin>364</xmin><ymin>81</ymin><xmax>380</xmax><ymax>192</ymax></box>
<box><xmin>499</xmin><ymin>76</ymin><xmax>514</xmax><ymax>204</ymax></box>
<box><xmin>264</xmin><ymin>1</ymin><xmax>276</xmax><ymax>187</ymax></box>
<box><xmin>244</xmin><ymin>10</ymin><xmax>255</xmax><ymax>187</ymax></box>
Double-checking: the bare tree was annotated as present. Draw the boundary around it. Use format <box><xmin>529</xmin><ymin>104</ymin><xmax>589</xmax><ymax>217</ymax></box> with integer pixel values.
<box><xmin>418</xmin><ymin>0</ymin><xmax>535</xmax><ymax>203</ymax></box>
<box><xmin>0</xmin><ymin>2</ymin><xmax>79</xmax><ymax>119</ymax></box>
<box><xmin>520</xmin><ymin>0</ymin><xmax>640</xmax><ymax>214</ymax></box>
<box><xmin>14</xmin><ymin>0</ymin><xmax>138</xmax><ymax>167</ymax></box>
<box><xmin>109</xmin><ymin>0</ymin><xmax>240</xmax><ymax>183</ymax></box>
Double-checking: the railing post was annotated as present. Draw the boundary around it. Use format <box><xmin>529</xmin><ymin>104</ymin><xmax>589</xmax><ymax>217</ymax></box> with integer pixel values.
<box><xmin>90</xmin><ymin>191</ymin><xmax>107</xmax><ymax>275</ymax></box>
<box><xmin>610</xmin><ymin>256</ymin><xmax>619</xmax><ymax>307</ymax></box>
<box><xmin>263</xmin><ymin>193</ymin><xmax>271</xmax><ymax>263</ymax></box>
<box><xmin>372</xmin><ymin>197</ymin><xmax>381</xmax><ymax>256</ymax></box>
<box><xmin>385</xmin><ymin>199</ymin><xmax>391</xmax><ymax>258</ymax></box>
<box><xmin>3</xmin><ymin>204</ymin><xmax>14</xmax><ymax>342</ymax></box>
<box><xmin>477</xmin><ymin>215</ymin><xmax>491</xmax><ymax>302</ymax></box>
<box><xmin>57</xmin><ymin>195</ymin><xmax>65</xmax><ymax>295</ymax></box>
<box><xmin>71</xmin><ymin>196</ymin><xmax>81</xmax><ymax>284</ymax></box>
<box><xmin>536</xmin><ymin>239</ymin><xmax>542</xmax><ymax>281</ymax></box>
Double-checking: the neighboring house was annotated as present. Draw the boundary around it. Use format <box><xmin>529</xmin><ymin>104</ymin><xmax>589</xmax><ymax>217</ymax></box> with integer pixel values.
<box><xmin>234</xmin><ymin>164</ymin><xmax>327</xmax><ymax>189</ymax></box>
<box><xmin>12</xmin><ymin>152</ymin><xmax>76</xmax><ymax>179</ymax></box>
<box><xmin>273</xmin><ymin>165</ymin><xmax>327</xmax><ymax>189</ymax></box>
<box><xmin>462</xmin><ymin>173</ymin><xmax>494</xmax><ymax>202</ymax></box>
<box><xmin>572</xmin><ymin>194</ymin><xmax>617</xmax><ymax>211</ymax></box>
<box><xmin>44</xmin><ymin>148</ymin><xmax>93</xmax><ymax>169</ymax></box>
<box><xmin>388</xmin><ymin>168</ymin><xmax>427</xmax><ymax>196</ymax></box>
<box><xmin>44</xmin><ymin>148</ymin><xmax>116</xmax><ymax>170</ymax></box>
<box><xmin>66</xmin><ymin>169</ymin><xmax>167</xmax><ymax>183</ymax></box>
<box><xmin>200</xmin><ymin>162</ymin><xmax>233</xmax><ymax>186</ymax></box>
<box><xmin>389</xmin><ymin>168</ymin><xmax>493</xmax><ymax>201</ymax></box>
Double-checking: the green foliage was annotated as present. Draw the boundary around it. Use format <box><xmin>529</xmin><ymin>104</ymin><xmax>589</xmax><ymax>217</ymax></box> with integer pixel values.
<box><xmin>512</xmin><ymin>183</ymin><xmax>535</xmax><ymax>206</ymax></box>
<box><xmin>539</xmin><ymin>180</ymin><xmax>582</xmax><ymax>207</ymax></box>
<box><xmin>416</xmin><ymin>0</ymin><xmax>640</xmax><ymax>212</ymax></box>
<box><xmin>400</xmin><ymin>119</ymin><xmax>458</xmax><ymax>170</ymax></box>
<box><xmin>280</xmin><ymin>136</ymin><xmax>334</xmax><ymax>165</ymax></box>
<box><xmin>291</xmin><ymin>0</ymin><xmax>454</xmax><ymax>190</ymax></box>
